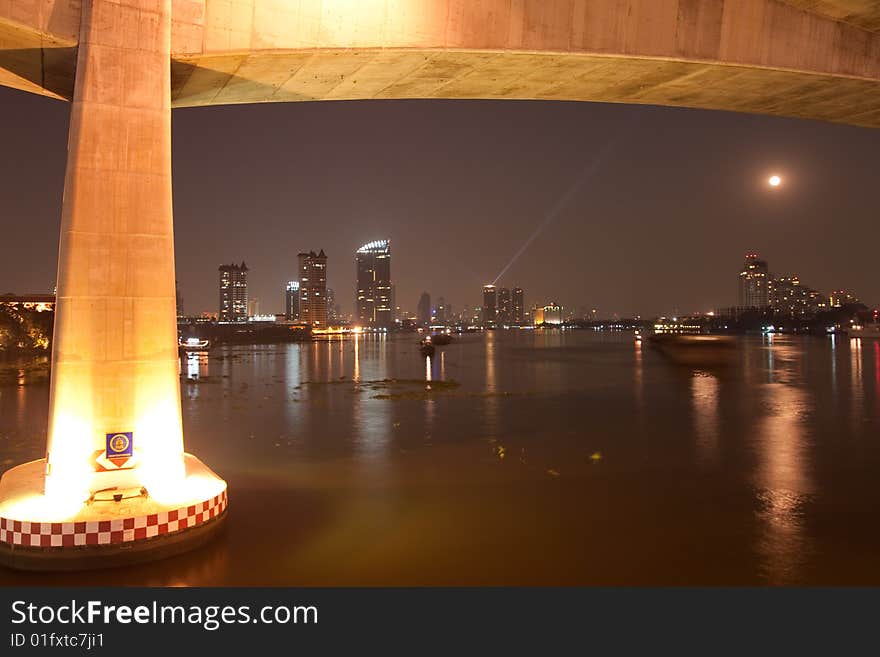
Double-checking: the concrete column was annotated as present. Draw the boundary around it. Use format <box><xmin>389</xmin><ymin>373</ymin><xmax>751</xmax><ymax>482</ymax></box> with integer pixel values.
<box><xmin>46</xmin><ymin>0</ymin><xmax>183</xmax><ymax>499</ymax></box>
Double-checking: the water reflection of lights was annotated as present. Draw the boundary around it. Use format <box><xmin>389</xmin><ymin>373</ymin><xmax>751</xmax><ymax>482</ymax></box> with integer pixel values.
<box><xmin>633</xmin><ymin>339</ymin><xmax>645</xmax><ymax>422</ymax></box>
<box><xmin>351</xmin><ymin>331</ymin><xmax>390</xmax><ymax>459</ymax></box>
<box><xmin>754</xmin><ymin>383</ymin><xmax>813</xmax><ymax>584</ymax></box>
<box><xmin>851</xmin><ymin>338</ymin><xmax>864</xmax><ymax>428</ymax></box>
<box><xmin>353</xmin><ymin>333</ymin><xmax>360</xmax><ymax>382</ymax></box>
<box><xmin>425</xmin><ymin>354</ymin><xmax>435</xmax><ymax>429</ymax></box>
<box><xmin>690</xmin><ymin>373</ymin><xmax>719</xmax><ymax>465</ymax></box>
<box><xmin>484</xmin><ymin>331</ymin><xmax>499</xmax><ymax>436</ymax></box>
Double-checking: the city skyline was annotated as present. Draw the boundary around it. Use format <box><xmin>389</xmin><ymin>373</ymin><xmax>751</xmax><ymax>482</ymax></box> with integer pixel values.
<box><xmin>1</xmin><ymin>89</ymin><xmax>878</xmax><ymax>318</ymax></box>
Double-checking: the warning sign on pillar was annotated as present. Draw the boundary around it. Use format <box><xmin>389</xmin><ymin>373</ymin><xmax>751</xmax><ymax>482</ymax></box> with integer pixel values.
<box><xmin>105</xmin><ymin>432</ymin><xmax>134</xmax><ymax>468</ymax></box>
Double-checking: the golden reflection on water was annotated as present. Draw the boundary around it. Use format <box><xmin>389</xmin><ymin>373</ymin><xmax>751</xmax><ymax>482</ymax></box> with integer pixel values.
<box><xmin>484</xmin><ymin>331</ymin><xmax>499</xmax><ymax>437</ymax></box>
<box><xmin>754</xmin><ymin>381</ymin><xmax>813</xmax><ymax>584</ymax></box>
<box><xmin>352</xmin><ymin>334</ymin><xmax>391</xmax><ymax>459</ymax></box>
<box><xmin>353</xmin><ymin>333</ymin><xmax>360</xmax><ymax>382</ymax></box>
<box><xmin>690</xmin><ymin>373</ymin><xmax>719</xmax><ymax>466</ymax></box>
<box><xmin>850</xmin><ymin>338</ymin><xmax>864</xmax><ymax>430</ymax></box>
<box><xmin>425</xmin><ymin>354</ymin><xmax>435</xmax><ymax>434</ymax></box>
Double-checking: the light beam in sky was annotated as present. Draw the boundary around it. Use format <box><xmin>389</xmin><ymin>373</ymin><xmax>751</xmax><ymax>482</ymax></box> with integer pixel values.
<box><xmin>491</xmin><ymin>147</ymin><xmax>613</xmax><ymax>286</ymax></box>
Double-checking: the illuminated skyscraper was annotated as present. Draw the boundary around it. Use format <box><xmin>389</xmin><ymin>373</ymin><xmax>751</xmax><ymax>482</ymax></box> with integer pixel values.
<box><xmin>497</xmin><ymin>287</ymin><xmax>512</xmax><ymax>325</ymax></box>
<box><xmin>285</xmin><ymin>281</ymin><xmax>300</xmax><ymax>321</ymax></box>
<box><xmin>512</xmin><ymin>287</ymin><xmax>524</xmax><ymax>324</ymax></box>
<box><xmin>218</xmin><ymin>261</ymin><xmax>248</xmax><ymax>322</ymax></box>
<box><xmin>327</xmin><ymin>287</ymin><xmax>339</xmax><ymax>323</ymax></box>
<box><xmin>482</xmin><ymin>285</ymin><xmax>497</xmax><ymax>328</ymax></box>
<box><xmin>417</xmin><ymin>292</ymin><xmax>431</xmax><ymax>326</ymax></box>
<box><xmin>738</xmin><ymin>253</ymin><xmax>770</xmax><ymax>309</ymax></box>
<box><xmin>356</xmin><ymin>239</ymin><xmax>392</xmax><ymax>329</ymax></box>
<box><xmin>175</xmin><ymin>280</ymin><xmax>184</xmax><ymax>317</ymax></box>
<box><xmin>298</xmin><ymin>250</ymin><xmax>328</xmax><ymax>328</ymax></box>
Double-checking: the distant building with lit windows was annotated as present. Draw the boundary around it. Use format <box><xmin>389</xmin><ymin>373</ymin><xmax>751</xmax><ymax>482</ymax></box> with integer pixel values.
<box><xmin>533</xmin><ymin>303</ymin><xmax>563</xmax><ymax>326</ymax></box>
<box><xmin>830</xmin><ymin>289</ymin><xmax>860</xmax><ymax>307</ymax></box>
<box><xmin>298</xmin><ymin>250</ymin><xmax>328</xmax><ymax>328</ymax></box>
<box><xmin>482</xmin><ymin>285</ymin><xmax>497</xmax><ymax>328</ymax></box>
<box><xmin>738</xmin><ymin>253</ymin><xmax>770</xmax><ymax>309</ymax></box>
<box><xmin>356</xmin><ymin>239</ymin><xmax>392</xmax><ymax>329</ymax></box>
<box><xmin>285</xmin><ymin>281</ymin><xmax>300</xmax><ymax>321</ymax></box>
<box><xmin>497</xmin><ymin>288</ymin><xmax>512</xmax><ymax>325</ymax></box>
<box><xmin>218</xmin><ymin>262</ymin><xmax>248</xmax><ymax>322</ymax></box>
<box><xmin>770</xmin><ymin>276</ymin><xmax>824</xmax><ymax>317</ymax></box>
<box><xmin>512</xmin><ymin>287</ymin><xmax>524</xmax><ymax>325</ymax></box>
<box><xmin>417</xmin><ymin>292</ymin><xmax>431</xmax><ymax>326</ymax></box>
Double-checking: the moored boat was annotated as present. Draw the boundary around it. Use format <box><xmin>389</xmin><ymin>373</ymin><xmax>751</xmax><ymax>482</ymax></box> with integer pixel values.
<box><xmin>850</xmin><ymin>323</ymin><xmax>880</xmax><ymax>339</ymax></box>
<box><xmin>179</xmin><ymin>336</ymin><xmax>210</xmax><ymax>351</ymax></box>
<box><xmin>419</xmin><ymin>337</ymin><xmax>436</xmax><ymax>357</ymax></box>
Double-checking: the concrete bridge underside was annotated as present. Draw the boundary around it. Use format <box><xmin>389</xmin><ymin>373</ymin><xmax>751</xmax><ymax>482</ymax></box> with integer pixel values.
<box><xmin>1</xmin><ymin>0</ymin><xmax>879</xmax><ymax>128</ymax></box>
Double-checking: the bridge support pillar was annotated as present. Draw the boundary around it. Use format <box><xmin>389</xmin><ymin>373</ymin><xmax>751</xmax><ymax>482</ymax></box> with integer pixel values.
<box><xmin>0</xmin><ymin>0</ymin><xmax>226</xmax><ymax>570</ymax></box>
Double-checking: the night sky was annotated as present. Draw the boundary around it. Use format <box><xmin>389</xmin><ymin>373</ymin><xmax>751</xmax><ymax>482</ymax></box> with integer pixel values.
<box><xmin>1</xmin><ymin>85</ymin><xmax>878</xmax><ymax>319</ymax></box>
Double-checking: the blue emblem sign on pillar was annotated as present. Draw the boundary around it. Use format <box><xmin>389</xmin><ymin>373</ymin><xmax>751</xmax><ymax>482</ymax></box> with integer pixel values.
<box><xmin>106</xmin><ymin>432</ymin><xmax>134</xmax><ymax>467</ymax></box>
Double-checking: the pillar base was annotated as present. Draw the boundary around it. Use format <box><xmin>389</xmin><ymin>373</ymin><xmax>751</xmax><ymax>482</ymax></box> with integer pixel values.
<box><xmin>0</xmin><ymin>454</ymin><xmax>227</xmax><ymax>571</ymax></box>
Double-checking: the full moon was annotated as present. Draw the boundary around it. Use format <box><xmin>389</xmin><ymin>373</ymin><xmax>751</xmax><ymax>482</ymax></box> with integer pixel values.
<box><xmin>768</xmin><ymin>175</ymin><xmax>782</xmax><ymax>187</ymax></box>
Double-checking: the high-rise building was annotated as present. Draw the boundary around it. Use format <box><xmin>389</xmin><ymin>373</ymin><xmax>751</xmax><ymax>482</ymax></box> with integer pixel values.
<box><xmin>175</xmin><ymin>280</ymin><xmax>184</xmax><ymax>317</ymax></box>
<box><xmin>417</xmin><ymin>292</ymin><xmax>431</xmax><ymax>326</ymax></box>
<box><xmin>738</xmin><ymin>253</ymin><xmax>770</xmax><ymax>309</ymax></box>
<box><xmin>285</xmin><ymin>281</ymin><xmax>300</xmax><ymax>321</ymax></box>
<box><xmin>219</xmin><ymin>262</ymin><xmax>248</xmax><ymax>322</ymax></box>
<box><xmin>770</xmin><ymin>276</ymin><xmax>823</xmax><ymax>317</ymax></box>
<box><xmin>497</xmin><ymin>287</ymin><xmax>512</xmax><ymax>326</ymax></box>
<box><xmin>482</xmin><ymin>285</ymin><xmax>497</xmax><ymax>328</ymax></box>
<box><xmin>512</xmin><ymin>287</ymin><xmax>524</xmax><ymax>324</ymax></box>
<box><xmin>298</xmin><ymin>250</ymin><xmax>328</xmax><ymax>328</ymax></box>
<box><xmin>436</xmin><ymin>296</ymin><xmax>447</xmax><ymax>324</ymax></box>
<box><xmin>355</xmin><ymin>239</ymin><xmax>392</xmax><ymax>329</ymax></box>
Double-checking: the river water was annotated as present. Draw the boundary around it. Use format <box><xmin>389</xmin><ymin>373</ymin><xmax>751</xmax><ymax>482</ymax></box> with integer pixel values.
<box><xmin>1</xmin><ymin>330</ymin><xmax>879</xmax><ymax>585</ymax></box>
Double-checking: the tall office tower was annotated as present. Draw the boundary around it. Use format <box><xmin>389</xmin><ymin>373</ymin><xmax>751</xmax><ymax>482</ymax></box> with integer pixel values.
<box><xmin>298</xmin><ymin>249</ymin><xmax>328</xmax><ymax>328</ymax></box>
<box><xmin>436</xmin><ymin>296</ymin><xmax>447</xmax><ymax>323</ymax></box>
<box><xmin>417</xmin><ymin>292</ymin><xmax>431</xmax><ymax>326</ymax></box>
<box><xmin>175</xmin><ymin>280</ymin><xmax>184</xmax><ymax>317</ymax></box>
<box><xmin>218</xmin><ymin>261</ymin><xmax>248</xmax><ymax>322</ymax></box>
<box><xmin>482</xmin><ymin>284</ymin><xmax>498</xmax><ymax>328</ymax></box>
<box><xmin>326</xmin><ymin>288</ymin><xmax>339</xmax><ymax>323</ymax></box>
<box><xmin>497</xmin><ymin>287</ymin><xmax>512</xmax><ymax>325</ymax></box>
<box><xmin>512</xmin><ymin>287</ymin><xmax>524</xmax><ymax>324</ymax></box>
<box><xmin>355</xmin><ymin>239</ymin><xmax>392</xmax><ymax>329</ymax></box>
<box><xmin>285</xmin><ymin>281</ymin><xmax>300</xmax><ymax>321</ymax></box>
<box><xmin>738</xmin><ymin>253</ymin><xmax>770</xmax><ymax>309</ymax></box>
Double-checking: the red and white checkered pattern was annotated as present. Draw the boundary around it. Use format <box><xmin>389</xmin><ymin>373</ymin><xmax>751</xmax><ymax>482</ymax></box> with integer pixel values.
<box><xmin>0</xmin><ymin>491</ymin><xmax>226</xmax><ymax>548</ymax></box>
